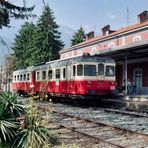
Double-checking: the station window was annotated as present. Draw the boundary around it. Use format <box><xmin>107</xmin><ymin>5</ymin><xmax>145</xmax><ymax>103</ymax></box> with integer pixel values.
<box><xmin>106</xmin><ymin>66</ymin><xmax>115</xmax><ymax>76</ymax></box>
<box><xmin>27</xmin><ymin>73</ymin><xmax>30</xmax><ymax>81</ymax></box>
<box><xmin>56</xmin><ymin>69</ymin><xmax>60</xmax><ymax>79</ymax></box>
<box><xmin>133</xmin><ymin>36</ymin><xmax>141</xmax><ymax>42</ymax></box>
<box><xmin>77</xmin><ymin>65</ymin><xmax>83</xmax><ymax>76</ymax></box>
<box><xmin>63</xmin><ymin>68</ymin><xmax>66</xmax><ymax>78</ymax></box>
<box><xmin>84</xmin><ymin>65</ymin><xmax>96</xmax><ymax>76</ymax></box>
<box><xmin>73</xmin><ymin>65</ymin><xmax>76</xmax><ymax>76</ymax></box>
<box><xmin>37</xmin><ymin>72</ymin><xmax>40</xmax><ymax>81</ymax></box>
<box><xmin>48</xmin><ymin>70</ymin><xmax>52</xmax><ymax>79</ymax></box>
<box><xmin>98</xmin><ymin>63</ymin><xmax>104</xmax><ymax>75</ymax></box>
<box><xmin>42</xmin><ymin>71</ymin><xmax>46</xmax><ymax>80</ymax></box>
<box><xmin>24</xmin><ymin>74</ymin><xmax>26</xmax><ymax>81</ymax></box>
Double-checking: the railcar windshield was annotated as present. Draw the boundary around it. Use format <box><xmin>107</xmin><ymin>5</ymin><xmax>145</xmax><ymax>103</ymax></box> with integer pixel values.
<box><xmin>84</xmin><ymin>65</ymin><xmax>96</xmax><ymax>76</ymax></box>
<box><xmin>106</xmin><ymin>66</ymin><xmax>115</xmax><ymax>76</ymax></box>
<box><xmin>98</xmin><ymin>63</ymin><xmax>104</xmax><ymax>75</ymax></box>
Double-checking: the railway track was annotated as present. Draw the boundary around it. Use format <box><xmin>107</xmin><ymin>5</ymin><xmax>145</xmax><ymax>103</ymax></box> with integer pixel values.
<box><xmin>49</xmin><ymin>110</ymin><xmax>148</xmax><ymax>147</ymax></box>
<box><xmin>20</xmin><ymin>98</ymin><xmax>148</xmax><ymax>147</ymax></box>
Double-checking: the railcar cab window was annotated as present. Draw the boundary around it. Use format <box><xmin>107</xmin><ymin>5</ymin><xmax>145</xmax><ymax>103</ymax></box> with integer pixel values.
<box><xmin>56</xmin><ymin>69</ymin><xmax>60</xmax><ymax>79</ymax></box>
<box><xmin>98</xmin><ymin>63</ymin><xmax>104</xmax><ymax>75</ymax></box>
<box><xmin>48</xmin><ymin>70</ymin><xmax>52</xmax><ymax>79</ymax></box>
<box><xmin>42</xmin><ymin>71</ymin><xmax>46</xmax><ymax>80</ymax></box>
<box><xmin>77</xmin><ymin>65</ymin><xmax>83</xmax><ymax>76</ymax></box>
<box><xmin>106</xmin><ymin>66</ymin><xmax>115</xmax><ymax>76</ymax></box>
<box><xmin>84</xmin><ymin>65</ymin><xmax>96</xmax><ymax>76</ymax></box>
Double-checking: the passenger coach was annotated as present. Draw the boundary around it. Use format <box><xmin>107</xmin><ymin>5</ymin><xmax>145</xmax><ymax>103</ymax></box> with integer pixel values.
<box><xmin>11</xmin><ymin>54</ymin><xmax>116</xmax><ymax>99</ymax></box>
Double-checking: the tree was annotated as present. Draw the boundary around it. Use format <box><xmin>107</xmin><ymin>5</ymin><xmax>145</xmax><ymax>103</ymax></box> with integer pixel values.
<box><xmin>29</xmin><ymin>5</ymin><xmax>64</xmax><ymax>65</ymax></box>
<box><xmin>12</xmin><ymin>5</ymin><xmax>64</xmax><ymax>69</ymax></box>
<box><xmin>0</xmin><ymin>0</ymin><xmax>35</xmax><ymax>29</ymax></box>
<box><xmin>12</xmin><ymin>22</ymin><xmax>37</xmax><ymax>69</ymax></box>
<box><xmin>71</xmin><ymin>26</ymin><xmax>86</xmax><ymax>46</ymax></box>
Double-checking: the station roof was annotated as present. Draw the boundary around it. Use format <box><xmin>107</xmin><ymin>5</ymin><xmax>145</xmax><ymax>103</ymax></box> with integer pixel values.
<box><xmin>60</xmin><ymin>21</ymin><xmax>148</xmax><ymax>54</ymax></box>
<box><xmin>98</xmin><ymin>40</ymin><xmax>148</xmax><ymax>61</ymax></box>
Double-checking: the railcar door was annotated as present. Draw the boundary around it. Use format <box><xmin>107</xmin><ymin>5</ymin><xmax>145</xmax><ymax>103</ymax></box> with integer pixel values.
<box><xmin>66</xmin><ymin>64</ymin><xmax>72</xmax><ymax>94</ymax></box>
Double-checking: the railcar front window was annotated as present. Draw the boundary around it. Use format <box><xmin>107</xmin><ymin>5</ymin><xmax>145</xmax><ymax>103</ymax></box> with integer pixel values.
<box><xmin>77</xmin><ymin>65</ymin><xmax>83</xmax><ymax>76</ymax></box>
<box><xmin>98</xmin><ymin>63</ymin><xmax>104</xmax><ymax>75</ymax></box>
<box><xmin>106</xmin><ymin>66</ymin><xmax>115</xmax><ymax>76</ymax></box>
<box><xmin>84</xmin><ymin>65</ymin><xmax>96</xmax><ymax>76</ymax></box>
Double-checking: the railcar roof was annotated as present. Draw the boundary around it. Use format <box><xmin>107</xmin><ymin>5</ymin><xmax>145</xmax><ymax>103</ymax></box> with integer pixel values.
<box><xmin>35</xmin><ymin>55</ymin><xmax>115</xmax><ymax>70</ymax></box>
<box><xmin>13</xmin><ymin>55</ymin><xmax>115</xmax><ymax>73</ymax></box>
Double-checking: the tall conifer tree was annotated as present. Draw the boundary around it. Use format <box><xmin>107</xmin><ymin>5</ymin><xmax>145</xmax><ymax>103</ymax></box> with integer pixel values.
<box><xmin>30</xmin><ymin>5</ymin><xmax>64</xmax><ymax>65</ymax></box>
<box><xmin>12</xmin><ymin>22</ymin><xmax>37</xmax><ymax>69</ymax></box>
<box><xmin>71</xmin><ymin>27</ymin><xmax>86</xmax><ymax>46</ymax></box>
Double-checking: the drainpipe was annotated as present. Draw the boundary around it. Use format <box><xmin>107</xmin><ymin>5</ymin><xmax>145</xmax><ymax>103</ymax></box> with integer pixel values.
<box><xmin>125</xmin><ymin>56</ymin><xmax>127</xmax><ymax>95</ymax></box>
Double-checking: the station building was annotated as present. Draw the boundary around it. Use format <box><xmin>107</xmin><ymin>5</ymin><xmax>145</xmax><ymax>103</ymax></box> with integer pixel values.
<box><xmin>59</xmin><ymin>11</ymin><xmax>148</xmax><ymax>95</ymax></box>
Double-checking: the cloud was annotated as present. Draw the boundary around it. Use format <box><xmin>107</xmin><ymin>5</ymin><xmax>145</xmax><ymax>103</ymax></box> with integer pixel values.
<box><xmin>107</xmin><ymin>13</ymin><xmax>117</xmax><ymax>19</ymax></box>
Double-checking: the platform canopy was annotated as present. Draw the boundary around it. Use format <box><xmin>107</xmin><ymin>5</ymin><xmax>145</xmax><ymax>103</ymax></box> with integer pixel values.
<box><xmin>98</xmin><ymin>40</ymin><xmax>148</xmax><ymax>61</ymax></box>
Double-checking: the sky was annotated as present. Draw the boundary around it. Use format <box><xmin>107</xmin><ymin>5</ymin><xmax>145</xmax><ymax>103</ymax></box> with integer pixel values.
<box><xmin>0</xmin><ymin>0</ymin><xmax>148</xmax><ymax>64</ymax></box>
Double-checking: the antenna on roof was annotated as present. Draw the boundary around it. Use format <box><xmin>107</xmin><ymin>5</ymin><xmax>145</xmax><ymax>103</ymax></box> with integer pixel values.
<box><xmin>126</xmin><ymin>7</ymin><xmax>130</xmax><ymax>26</ymax></box>
<box><xmin>23</xmin><ymin>0</ymin><xmax>26</xmax><ymax>7</ymax></box>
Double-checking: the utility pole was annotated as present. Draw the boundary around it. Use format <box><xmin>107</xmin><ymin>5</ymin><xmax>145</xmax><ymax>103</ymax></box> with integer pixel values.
<box><xmin>126</xmin><ymin>7</ymin><xmax>129</xmax><ymax>26</ymax></box>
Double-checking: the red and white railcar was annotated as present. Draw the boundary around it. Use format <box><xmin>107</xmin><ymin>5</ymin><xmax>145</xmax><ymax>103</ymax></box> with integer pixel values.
<box><xmin>11</xmin><ymin>54</ymin><xmax>116</xmax><ymax>98</ymax></box>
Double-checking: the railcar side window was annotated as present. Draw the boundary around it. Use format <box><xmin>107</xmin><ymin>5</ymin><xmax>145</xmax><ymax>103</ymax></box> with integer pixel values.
<box><xmin>24</xmin><ymin>74</ymin><xmax>26</xmax><ymax>81</ymax></box>
<box><xmin>14</xmin><ymin>75</ymin><xmax>16</xmax><ymax>81</ymax></box>
<box><xmin>17</xmin><ymin>75</ymin><xmax>19</xmax><ymax>81</ymax></box>
<box><xmin>37</xmin><ymin>72</ymin><xmax>40</xmax><ymax>81</ymax></box>
<box><xmin>27</xmin><ymin>73</ymin><xmax>30</xmax><ymax>81</ymax></box>
<box><xmin>106</xmin><ymin>66</ymin><xmax>115</xmax><ymax>76</ymax></box>
<box><xmin>84</xmin><ymin>65</ymin><xmax>96</xmax><ymax>76</ymax></box>
<box><xmin>77</xmin><ymin>65</ymin><xmax>83</xmax><ymax>76</ymax></box>
<box><xmin>48</xmin><ymin>70</ymin><xmax>52</xmax><ymax>79</ymax></box>
<box><xmin>63</xmin><ymin>68</ymin><xmax>66</xmax><ymax>78</ymax></box>
<box><xmin>56</xmin><ymin>69</ymin><xmax>60</xmax><ymax>79</ymax></box>
<box><xmin>20</xmin><ymin>75</ymin><xmax>23</xmax><ymax>81</ymax></box>
<box><xmin>42</xmin><ymin>71</ymin><xmax>46</xmax><ymax>80</ymax></box>
<box><xmin>73</xmin><ymin>65</ymin><xmax>76</xmax><ymax>76</ymax></box>
<box><xmin>98</xmin><ymin>63</ymin><xmax>104</xmax><ymax>75</ymax></box>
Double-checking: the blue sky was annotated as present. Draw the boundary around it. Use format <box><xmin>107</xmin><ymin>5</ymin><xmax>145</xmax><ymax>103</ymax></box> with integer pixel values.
<box><xmin>5</xmin><ymin>0</ymin><xmax>148</xmax><ymax>31</ymax></box>
<box><xmin>0</xmin><ymin>0</ymin><xmax>148</xmax><ymax>64</ymax></box>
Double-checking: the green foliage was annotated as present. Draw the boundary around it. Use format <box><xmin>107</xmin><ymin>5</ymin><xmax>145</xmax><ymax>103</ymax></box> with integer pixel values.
<box><xmin>0</xmin><ymin>0</ymin><xmax>35</xmax><ymax>29</ymax></box>
<box><xmin>0</xmin><ymin>92</ymin><xmax>26</xmax><ymax>146</ymax></box>
<box><xmin>14</xmin><ymin>97</ymin><xmax>54</xmax><ymax>148</ymax></box>
<box><xmin>71</xmin><ymin>26</ymin><xmax>86</xmax><ymax>46</ymax></box>
<box><xmin>12</xmin><ymin>22</ymin><xmax>37</xmax><ymax>69</ymax></box>
<box><xmin>12</xmin><ymin>5</ymin><xmax>64</xmax><ymax>69</ymax></box>
<box><xmin>0</xmin><ymin>92</ymin><xmax>55</xmax><ymax>147</ymax></box>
